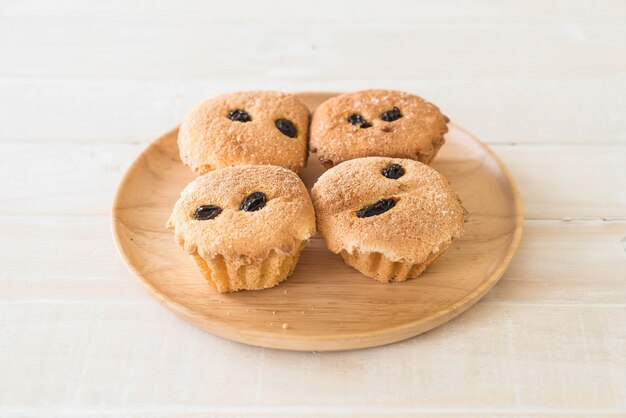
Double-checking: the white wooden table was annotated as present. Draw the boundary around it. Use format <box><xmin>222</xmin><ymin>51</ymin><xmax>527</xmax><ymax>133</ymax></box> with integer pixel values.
<box><xmin>1</xmin><ymin>1</ymin><xmax>625</xmax><ymax>416</ymax></box>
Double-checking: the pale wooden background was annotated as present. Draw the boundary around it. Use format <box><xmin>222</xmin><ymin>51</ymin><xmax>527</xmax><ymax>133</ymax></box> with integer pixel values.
<box><xmin>1</xmin><ymin>1</ymin><xmax>625</xmax><ymax>416</ymax></box>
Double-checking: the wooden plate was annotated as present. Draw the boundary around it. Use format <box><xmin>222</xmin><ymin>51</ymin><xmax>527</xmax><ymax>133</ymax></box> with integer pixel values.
<box><xmin>112</xmin><ymin>92</ymin><xmax>523</xmax><ymax>351</ymax></box>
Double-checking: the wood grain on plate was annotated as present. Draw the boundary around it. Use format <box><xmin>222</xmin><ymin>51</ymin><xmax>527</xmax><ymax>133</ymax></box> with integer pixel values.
<box><xmin>111</xmin><ymin>92</ymin><xmax>523</xmax><ymax>351</ymax></box>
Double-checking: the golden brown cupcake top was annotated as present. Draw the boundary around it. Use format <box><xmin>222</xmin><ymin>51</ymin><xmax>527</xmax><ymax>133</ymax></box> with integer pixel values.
<box><xmin>311</xmin><ymin>157</ymin><xmax>467</xmax><ymax>264</ymax></box>
<box><xmin>178</xmin><ymin>91</ymin><xmax>310</xmax><ymax>174</ymax></box>
<box><xmin>167</xmin><ymin>165</ymin><xmax>315</xmax><ymax>261</ymax></box>
<box><xmin>310</xmin><ymin>89</ymin><xmax>449</xmax><ymax>167</ymax></box>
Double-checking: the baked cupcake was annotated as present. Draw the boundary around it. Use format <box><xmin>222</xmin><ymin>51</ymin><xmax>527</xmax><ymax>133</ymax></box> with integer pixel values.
<box><xmin>167</xmin><ymin>165</ymin><xmax>316</xmax><ymax>292</ymax></box>
<box><xmin>178</xmin><ymin>91</ymin><xmax>310</xmax><ymax>175</ymax></box>
<box><xmin>311</xmin><ymin>157</ymin><xmax>467</xmax><ymax>282</ymax></box>
<box><xmin>310</xmin><ymin>89</ymin><xmax>449</xmax><ymax>167</ymax></box>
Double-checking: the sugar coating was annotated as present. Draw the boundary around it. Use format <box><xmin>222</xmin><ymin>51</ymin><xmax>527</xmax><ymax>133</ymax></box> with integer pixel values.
<box><xmin>311</xmin><ymin>157</ymin><xmax>467</xmax><ymax>265</ymax></box>
<box><xmin>310</xmin><ymin>90</ymin><xmax>449</xmax><ymax>167</ymax></box>
<box><xmin>178</xmin><ymin>91</ymin><xmax>310</xmax><ymax>174</ymax></box>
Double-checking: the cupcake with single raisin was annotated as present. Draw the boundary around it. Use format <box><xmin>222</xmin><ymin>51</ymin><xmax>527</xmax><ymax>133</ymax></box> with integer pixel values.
<box><xmin>178</xmin><ymin>91</ymin><xmax>310</xmax><ymax>175</ymax></box>
<box><xmin>167</xmin><ymin>165</ymin><xmax>316</xmax><ymax>292</ymax></box>
<box><xmin>311</xmin><ymin>157</ymin><xmax>467</xmax><ymax>282</ymax></box>
<box><xmin>310</xmin><ymin>89</ymin><xmax>449</xmax><ymax>167</ymax></box>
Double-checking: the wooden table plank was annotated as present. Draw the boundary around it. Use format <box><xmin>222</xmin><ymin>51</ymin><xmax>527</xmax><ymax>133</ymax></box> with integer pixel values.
<box><xmin>1</xmin><ymin>20</ymin><xmax>623</xmax><ymax>80</ymax></box>
<box><xmin>488</xmin><ymin>220</ymin><xmax>626</xmax><ymax>305</ymax></box>
<box><xmin>0</xmin><ymin>302</ymin><xmax>624</xmax><ymax>414</ymax></box>
<box><xmin>492</xmin><ymin>144</ymin><xmax>626</xmax><ymax>219</ymax></box>
<box><xmin>1</xmin><ymin>216</ymin><xmax>624</xmax><ymax>306</ymax></box>
<box><xmin>1</xmin><ymin>77</ymin><xmax>624</xmax><ymax>145</ymax></box>
<box><xmin>0</xmin><ymin>143</ymin><xmax>142</xmax><ymax>216</ymax></box>
<box><xmin>0</xmin><ymin>143</ymin><xmax>623</xmax><ymax>218</ymax></box>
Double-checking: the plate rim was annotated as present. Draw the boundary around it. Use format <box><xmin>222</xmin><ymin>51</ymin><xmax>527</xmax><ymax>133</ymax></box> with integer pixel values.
<box><xmin>111</xmin><ymin>93</ymin><xmax>524</xmax><ymax>351</ymax></box>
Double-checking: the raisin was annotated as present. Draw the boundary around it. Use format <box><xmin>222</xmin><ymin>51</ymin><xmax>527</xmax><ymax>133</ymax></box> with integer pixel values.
<box><xmin>240</xmin><ymin>192</ymin><xmax>266</xmax><ymax>212</ymax></box>
<box><xmin>227</xmin><ymin>109</ymin><xmax>252</xmax><ymax>122</ymax></box>
<box><xmin>381</xmin><ymin>106</ymin><xmax>402</xmax><ymax>122</ymax></box>
<box><xmin>382</xmin><ymin>163</ymin><xmax>405</xmax><ymax>179</ymax></box>
<box><xmin>275</xmin><ymin>119</ymin><xmax>297</xmax><ymax>138</ymax></box>
<box><xmin>347</xmin><ymin>114</ymin><xmax>361</xmax><ymax>125</ymax></box>
<box><xmin>357</xmin><ymin>198</ymin><xmax>396</xmax><ymax>218</ymax></box>
<box><xmin>194</xmin><ymin>205</ymin><xmax>222</xmax><ymax>220</ymax></box>
<box><xmin>347</xmin><ymin>113</ymin><xmax>372</xmax><ymax>129</ymax></box>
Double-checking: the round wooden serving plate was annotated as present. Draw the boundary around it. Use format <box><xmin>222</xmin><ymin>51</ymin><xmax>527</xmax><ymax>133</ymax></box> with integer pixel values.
<box><xmin>112</xmin><ymin>92</ymin><xmax>523</xmax><ymax>351</ymax></box>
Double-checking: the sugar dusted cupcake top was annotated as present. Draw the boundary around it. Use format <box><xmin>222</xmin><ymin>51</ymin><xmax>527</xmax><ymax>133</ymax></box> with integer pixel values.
<box><xmin>310</xmin><ymin>90</ymin><xmax>449</xmax><ymax>167</ymax></box>
<box><xmin>311</xmin><ymin>157</ymin><xmax>467</xmax><ymax>266</ymax></box>
<box><xmin>167</xmin><ymin>165</ymin><xmax>315</xmax><ymax>262</ymax></box>
<box><xmin>178</xmin><ymin>91</ymin><xmax>310</xmax><ymax>175</ymax></box>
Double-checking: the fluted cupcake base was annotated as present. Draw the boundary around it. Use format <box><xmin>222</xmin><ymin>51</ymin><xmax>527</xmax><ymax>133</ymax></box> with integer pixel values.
<box><xmin>192</xmin><ymin>242</ymin><xmax>306</xmax><ymax>293</ymax></box>
<box><xmin>339</xmin><ymin>249</ymin><xmax>445</xmax><ymax>283</ymax></box>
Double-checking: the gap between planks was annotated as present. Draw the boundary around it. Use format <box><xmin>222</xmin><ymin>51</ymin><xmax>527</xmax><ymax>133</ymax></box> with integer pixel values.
<box><xmin>0</xmin><ymin>406</ymin><xmax>625</xmax><ymax>416</ymax></box>
<box><xmin>1</xmin><ymin>139</ymin><xmax>623</xmax><ymax>147</ymax></box>
<box><xmin>1</xmin><ymin>301</ymin><xmax>625</xmax><ymax>309</ymax></box>
<box><xmin>2</xmin><ymin>0</ymin><xmax>625</xmax><ymax>22</ymax></box>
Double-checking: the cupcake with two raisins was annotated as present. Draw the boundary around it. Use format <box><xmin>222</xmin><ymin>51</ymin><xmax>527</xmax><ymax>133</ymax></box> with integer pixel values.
<box><xmin>178</xmin><ymin>91</ymin><xmax>310</xmax><ymax>175</ymax></box>
<box><xmin>310</xmin><ymin>89</ymin><xmax>449</xmax><ymax>167</ymax></box>
<box><xmin>167</xmin><ymin>165</ymin><xmax>316</xmax><ymax>293</ymax></box>
<box><xmin>311</xmin><ymin>157</ymin><xmax>467</xmax><ymax>282</ymax></box>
